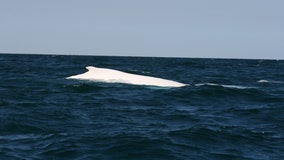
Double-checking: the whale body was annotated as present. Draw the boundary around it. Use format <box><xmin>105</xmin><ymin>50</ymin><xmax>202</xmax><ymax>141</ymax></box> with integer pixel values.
<box><xmin>66</xmin><ymin>66</ymin><xmax>186</xmax><ymax>87</ymax></box>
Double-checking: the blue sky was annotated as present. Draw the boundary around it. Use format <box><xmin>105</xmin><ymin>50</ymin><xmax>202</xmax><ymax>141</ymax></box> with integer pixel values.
<box><xmin>0</xmin><ymin>0</ymin><xmax>283</xmax><ymax>59</ymax></box>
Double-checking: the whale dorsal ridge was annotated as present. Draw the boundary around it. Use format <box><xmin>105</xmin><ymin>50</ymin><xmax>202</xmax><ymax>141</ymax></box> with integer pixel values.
<box><xmin>86</xmin><ymin>66</ymin><xmax>97</xmax><ymax>71</ymax></box>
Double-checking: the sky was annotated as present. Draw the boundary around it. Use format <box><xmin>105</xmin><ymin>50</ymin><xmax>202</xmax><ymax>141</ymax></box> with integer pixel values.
<box><xmin>0</xmin><ymin>0</ymin><xmax>283</xmax><ymax>59</ymax></box>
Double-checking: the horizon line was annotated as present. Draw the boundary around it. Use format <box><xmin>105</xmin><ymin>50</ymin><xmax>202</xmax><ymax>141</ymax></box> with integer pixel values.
<box><xmin>0</xmin><ymin>52</ymin><xmax>283</xmax><ymax>61</ymax></box>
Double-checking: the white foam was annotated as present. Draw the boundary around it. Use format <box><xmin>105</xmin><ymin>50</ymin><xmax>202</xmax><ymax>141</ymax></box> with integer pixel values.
<box><xmin>67</xmin><ymin>66</ymin><xmax>186</xmax><ymax>88</ymax></box>
<box><xmin>258</xmin><ymin>80</ymin><xmax>269</xmax><ymax>83</ymax></box>
<box><xmin>220</xmin><ymin>84</ymin><xmax>253</xmax><ymax>89</ymax></box>
<box><xmin>195</xmin><ymin>83</ymin><xmax>253</xmax><ymax>89</ymax></box>
<box><xmin>257</xmin><ymin>80</ymin><xmax>283</xmax><ymax>84</ymax></box>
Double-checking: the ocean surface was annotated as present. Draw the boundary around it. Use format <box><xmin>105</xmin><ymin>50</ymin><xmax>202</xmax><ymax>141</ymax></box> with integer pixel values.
<box><xmin>0</xmin><ymin>54</ymin><xmax>283</xmax><ymax>160</ymax></box>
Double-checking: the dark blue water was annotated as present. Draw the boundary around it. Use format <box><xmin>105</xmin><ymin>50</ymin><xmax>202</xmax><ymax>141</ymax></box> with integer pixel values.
<box><xmin>0</xmin><ymin>54</ymin><xmax>283</xmax><ymax>160</ymax></box>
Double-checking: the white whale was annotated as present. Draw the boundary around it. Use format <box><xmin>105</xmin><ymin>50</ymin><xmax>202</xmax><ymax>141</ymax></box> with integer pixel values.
<box><xmin>66</xmin><ymin>66</ymin><xmax>186</xmax><ymax>87</ymax></box>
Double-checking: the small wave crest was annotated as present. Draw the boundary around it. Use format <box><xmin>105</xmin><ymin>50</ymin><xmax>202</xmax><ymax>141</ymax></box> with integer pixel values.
<box><xmin>257</xmin><ymin>80</ymin><xmax>283</xmax><ymax>84</ymax></box>
<box><xmin>195</xmin><ymin>83</ymin><xmax>255</xmax><ymax>89</ymax></box>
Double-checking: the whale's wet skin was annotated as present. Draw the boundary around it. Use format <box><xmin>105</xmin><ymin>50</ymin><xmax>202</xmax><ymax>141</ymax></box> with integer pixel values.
<box><xmin>67</xmin><ymin>66</ymin><xmax>186</xmax><ymax>87</ymax></box>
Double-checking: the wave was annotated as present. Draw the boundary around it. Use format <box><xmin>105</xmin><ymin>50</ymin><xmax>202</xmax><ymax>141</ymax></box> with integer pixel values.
<box><xmin>257</xmin><ymin>80</ymin><xmax>283</xmax><ymax>84</ymax></box>
<box><xmin>195</xmin><ymin>83</ymin><xmax>255</xmax><ymax>89</ymax></box>
<box><xmin>0</xmin><ymin>133</ymin><xmax>54</xmax><ymax>141</ymax></box>
<box><xmin>62</xmin><ymin>83</ymin><xmax>106</xmax><ymax>93</ymax></box>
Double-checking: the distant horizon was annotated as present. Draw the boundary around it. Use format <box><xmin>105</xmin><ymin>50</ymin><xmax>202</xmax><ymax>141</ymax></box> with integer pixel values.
<box><xmin>1</xmin><ymin>52</ymin><xmax>283</xmax><ymax>60</ymax></box>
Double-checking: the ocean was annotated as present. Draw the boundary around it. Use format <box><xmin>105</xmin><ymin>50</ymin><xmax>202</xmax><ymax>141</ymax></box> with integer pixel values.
<box><xmin>0</xmin><ymin>54</ymin><xmax>283</xmax><ymax>160</ymax></box>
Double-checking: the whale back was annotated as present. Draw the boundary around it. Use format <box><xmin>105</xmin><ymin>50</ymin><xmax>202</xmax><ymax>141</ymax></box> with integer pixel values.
<box><xmin>67</xmin><ymin>66</ymin><xmax>186</xmax><ymax>87</ymax></box>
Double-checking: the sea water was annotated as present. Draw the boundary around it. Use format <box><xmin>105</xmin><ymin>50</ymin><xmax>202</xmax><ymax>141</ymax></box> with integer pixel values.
<box><xmin>0</xmin><ymin>54</ymin><xmax>283</xmax><ymax>159</ymax></box>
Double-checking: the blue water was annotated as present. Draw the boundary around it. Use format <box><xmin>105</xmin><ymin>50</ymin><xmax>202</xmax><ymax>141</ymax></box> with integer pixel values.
<box><xmin>0</xmin><ymin>54</ymin><xmax>283</xmax><ymax>160</ymax></box>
